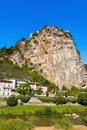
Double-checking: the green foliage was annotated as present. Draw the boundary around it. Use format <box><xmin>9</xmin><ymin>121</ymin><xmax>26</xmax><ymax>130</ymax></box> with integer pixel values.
<box><xmin>0</xmin><ymin>118</ymin><xmax>35</xmax><ymax>130</ymax></box>
<box><xmin>0</xmin><ymin>46</ymin><xmax>15</xmax><ymax>58</ymax></box>
<box><xmin>0</xmin><ymin>60</ymin><xmax>56</xmax><ymax>89</ymax></box>
<box><xmin>61</xmin><ymin>86</ymin><xmax>84</xmax><ymax>98</ymax></box>
<box><xmin>35</xmin><ymin>88</ymin><xmax>43</xmax><ymax>95</ymax></box>
<box><xmin>47</xmin><ymin>82</ymin><xmax>57</xmax><ymax>92</ymax></box>
<box><xmin>0</xmin><ymin>105</ymin><xmax>87</xmax><ymax>115</ymax></box>
<box><xmin>30</xmin><ymin>70</ymin><xmax>57</xmax><ymax>91</ymax></box>
<box><xmin>70</xmin><ymin>86</ymin><xmax>79</xmax><ymax>97</ymax></box>
<box><xmin>67</xmin><ymin>98</ymin><xmax>78</xmax><ymax>104</ymax></box>
<box><xmin>82</xmin><ymin>117</ymin><xmax>87</xmax><ymax>126</ymax></box>
<box><xmin>56</xmin><ymin>96</ymin><xmax>67</xmax><ymax>105</ymax></box>
<box><xmin>20</xmin><ymin>64</ymin><xmax>33</xmax><ymax>71</ymax></box>
<box><xmin>0</xmin><ymin>62</ymin><xmax>30</xmax><ymax>79</ymax></box>
<box><xmin>20</xmin><ymin>96</ymin><xmax>31</xmax><ymax>103</ymax></box>
<box><xmin>62</xmin><ymin>85</ymin><xmax>67</xmax><ymax>91</ymax></box>
<box><xmin>39</xmin><ymin>97</ymin><xmax>56</xmax><ymax>103</ymax></box>
<box><xmin>7</xmin><ymin>96</ymin><xmax>18</xmax><ymax>106</ymax></box>
<box><xmin>17</xmin><ymin>83</ymin><xmax>32</xmax><ymax>95</ymax></box>
<box><xmin>54</xmin><ymin>117</ymin><xmax>73</xmax><ymax>130</ymax></box>
<box><xmin>30</xmin><ymin>70</ymin><xmax>46</xmax><ymax>84</ymax></box>
<box><xmin>6</xmin><ymin>46</ymin><xmax>15</xmax><ymax>55</ymax></box>
<box><xmin>56</xmin><ymin>90</ymin><xmax>63</xmax><ymax>97</ymax></box>
<box><xmin>32</xmin><ymin>32</ymin><xmax>39</xmax><ymax>37</ymax></box>
<box><xmin>21</xmin><ymin>37</ymin><xmax>26</xmax><ymax>41</ymax></box>
<box><xmin>39</xmin><ymin>96</ymin><xmax>78</xmax><ymax>104</ymax></box>
<box><xmin>0</xmin><ymin>45</ymin><xmax>57</xmax><ymax>89</ymax></box>
<box><xmin>78</xmin><ymin>93</ymin><xmax>87</xmax><ymax>105</ymax></box>
<box><xmin>36</xmin><ymin>106</ymin><xmax>53</xmax><ymax>115</ymax></box>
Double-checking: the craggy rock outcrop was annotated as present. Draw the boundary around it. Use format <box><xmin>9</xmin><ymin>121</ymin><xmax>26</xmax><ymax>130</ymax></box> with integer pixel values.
<box><xmin>10</xmin><ymin>26</ymin><xmax>87</xmax><ymax>88</ymax></box>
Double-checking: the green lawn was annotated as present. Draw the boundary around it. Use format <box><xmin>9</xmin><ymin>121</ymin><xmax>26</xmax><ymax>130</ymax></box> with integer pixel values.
<box><xmin>0</xmin><ymin>105</ymin><xmax>87</xmax><ymax>115</ymax></box>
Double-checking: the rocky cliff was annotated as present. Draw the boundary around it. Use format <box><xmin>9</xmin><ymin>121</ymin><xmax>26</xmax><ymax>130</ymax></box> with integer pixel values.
<box><xmin>9</xmin><ymin>25</ymin><xmax>87</xmax><ymax>88</ymax></box>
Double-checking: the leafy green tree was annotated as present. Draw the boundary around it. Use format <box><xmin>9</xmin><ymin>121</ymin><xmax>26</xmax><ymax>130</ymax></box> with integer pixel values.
<box><xmin>70</xmin><ymin>86</ymin><xmax>79</xmax><ymax>97</ymax></box>
<box><xmin>63</xmin><ymin>89</ymin><xmax>71</xmax><ymax>97</ymax></box>
<box><xmin>44</xmin><ymin>80</ymin><xmax>57</xmax><ymax>96</ymax></box>
<box><xmin>56</xmin><ymin>90</ymin><xmax>63</xmax><ymax>97</ymax></box>
<box><xmin>17</xmin><ymin>83</ymin><xmax>32</xmax><ymax>95</ymax></box>
<box><xmin>36</xmin><ymin>88</ymin><xmax>43</xmax><ymax>95</ymax></box>
<box><xmin>63</xmin><ymin>86</ymin><xmax>80</xmax><ymax>97</ymax></box>
<box><xmin>47</xmin><ymin>82</ymin><xmax>56</xmax><ymax>92</ymax></box>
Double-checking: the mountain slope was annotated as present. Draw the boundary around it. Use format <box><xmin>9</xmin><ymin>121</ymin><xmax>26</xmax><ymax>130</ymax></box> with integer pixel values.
<box><xmin>0</xmin><ymin>25</ymin><xmax>87</xmax><ymax>88</ymax></box>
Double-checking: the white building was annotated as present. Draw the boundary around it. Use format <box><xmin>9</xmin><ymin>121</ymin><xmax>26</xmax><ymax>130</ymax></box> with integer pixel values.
<box><xmin>28</xmin><ymin>81</ymin><xmax>47</xmax><ymax>95</ymax></box>
<box><xmin>28</xmin><ymin>81</ymin><xmax>40</xmax><ymax>90</ymax></box>
<box><xmin>0</xmin><ymin>79</ymin><xmax>15</xmax><ymax>98</ymax></box>
<box><xmin>0</xmin><ymin>78</ymin><xmax>48</xmax><ymax>98</ymax></box>
<box><xmin>0</xmin><ymin>78</ymin><xmax>23</xmax><ymax>98</ymax></box>
<box><xmin>16</xmin><ymin>80</ymin><xmax>27</xmax><ymax>87</ymax></box>
<box><xmin>40</xmin><ymin>86</ymin><xmax>47</xmax><ymax>96</ymax></box>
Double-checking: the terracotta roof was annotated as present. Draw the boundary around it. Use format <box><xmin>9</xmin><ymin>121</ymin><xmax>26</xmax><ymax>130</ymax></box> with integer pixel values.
<box><xmin>0</xmin><ymin>78</ymin><xmax>12</xmax><ymax>83</ymax></box>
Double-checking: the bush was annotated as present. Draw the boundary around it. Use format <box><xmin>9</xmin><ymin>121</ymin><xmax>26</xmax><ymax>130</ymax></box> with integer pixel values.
<box><xmin>7</xmin><ymin>96</ymin><xmax>18</xmax><ymax>106</ymax></box>
<box><xmin>56</xmin><ymin>97</ymin><xmax>68</xmax><ymax>105</ymax></box>
<box><xmin>68</xmin><ymin>98</ymin><xmax>78</xmax><ymax>104</ymax></box>
<box><xmin>20</xmin><ymin>96</ymin><xmax>31</xmax><ymax>103</ymax></box>
<box><xmin>78</xmin><ymin>93</ymin><xmax>87</xmax><ymax>105</ymax></box>
<box><xmin>36</xmin><ymin>107</ymin><xmax>53</xmax><ymax>115</ymax></box>
<box><xmin>39</xmin><ymin>96</ymin><xmax>68</xmax><ymax>104</ymax></box>
<box><xmin>39</xmin><ymin>97</ymin><xmax>55</xmax><ymax>103</ymax></box>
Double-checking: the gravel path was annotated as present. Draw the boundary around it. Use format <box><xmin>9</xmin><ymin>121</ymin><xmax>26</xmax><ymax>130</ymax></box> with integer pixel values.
<box><xmin>34</xmin><ymin>125</ymin><xmax>87</xmax><ymax>130</ymax></box>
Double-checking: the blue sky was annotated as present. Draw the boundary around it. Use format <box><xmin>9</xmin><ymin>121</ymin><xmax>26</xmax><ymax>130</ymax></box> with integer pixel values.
<box><xmin>0</xmin><ymin>0</ymin><xmax>87</xmax><ymax>63</ymax></box>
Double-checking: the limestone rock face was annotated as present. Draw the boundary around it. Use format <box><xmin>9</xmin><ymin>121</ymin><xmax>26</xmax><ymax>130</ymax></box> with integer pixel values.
<box><xmin>10</xmin><ymin>26</ymin><xmax>87</xmax><ymax>88</ymax></box>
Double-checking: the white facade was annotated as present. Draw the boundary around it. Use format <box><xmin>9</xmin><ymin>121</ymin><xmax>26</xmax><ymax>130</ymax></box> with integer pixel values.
<box><xmin>29</xmin><ymin>82</ymin><xmax>40</xmax><ymax>90</ymax></box>
<box><xmin>28</xmin><ymin>82</ymin><xmax>47</xmax><ymax>95</ymax></box>
<box><xmin>16</xmin><ymin>80</ymin><xmax>27</xmax><ymax>87</ymax></box>
<box><xmin>0</xmin><ymin>78</ymin><xmax>48</xmax><ymax>98</ymax></box>
<box><xmin>0</xmin><ymin>79</ymin><xmax>21</xmax><ymax>98</ymax></box>
<box><xmin>0</xmin><ymin>79</ymin><xmax>13</xmax><ymax>98</ymax></box>
<box><xmin>41</xmin><ymin>86</ymin><xmax>47</xmax><ymax>96</ymax></box>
